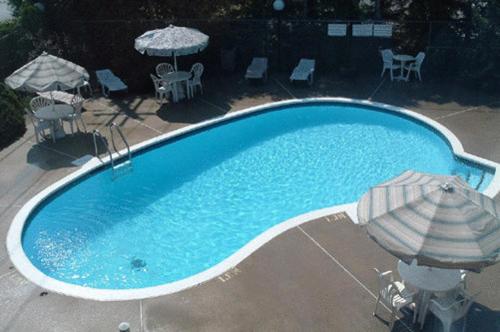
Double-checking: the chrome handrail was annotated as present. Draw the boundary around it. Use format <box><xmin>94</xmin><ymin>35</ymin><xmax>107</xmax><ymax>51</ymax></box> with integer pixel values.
<box><xmin>109</xmin><ymin>122</ymin><xmax>131</xmax><ymax>163</ymax></box>
<box><xmin>92</xmin><ymin>129</ymin><xmax>114</xmax><ymax>169</ymax></box>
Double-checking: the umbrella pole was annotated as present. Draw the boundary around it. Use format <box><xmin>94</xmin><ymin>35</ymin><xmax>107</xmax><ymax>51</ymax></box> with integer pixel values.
<box><xmin>174</xmin><ymin>54</ymin><xmax>178</xmax><ymax>71</ymax></box>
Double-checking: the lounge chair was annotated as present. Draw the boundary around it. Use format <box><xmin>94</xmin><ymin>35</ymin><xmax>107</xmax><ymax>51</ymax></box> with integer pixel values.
<box><xmin>245</xmin><ymin>57</ymin><xmax>268</xmax><ymax>81</ymax></box>
<box><xmin>95</xmin><ymin>69</ymin><xmax>128</xmax><ymax>97</ymax></box>
<box><xmin>290</xmin><ymin>59</ymin><xmax>315</xmax><ymax>86</ymax></box>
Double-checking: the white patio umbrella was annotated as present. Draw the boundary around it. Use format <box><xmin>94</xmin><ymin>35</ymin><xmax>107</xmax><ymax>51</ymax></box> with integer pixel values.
<box><xmin>4</xmin><ymin>51</ymin><xmax>89</xmax><ymax>93</ymax></box>
<box><xmin>134</xmin><ymin>24</ymin><xmax>209</xmax><ymax>70</ymax></box>
<box><xmin>357</xmin><ymin>170</ymin><xmax>500</xmax><ymax>272</ymax></box>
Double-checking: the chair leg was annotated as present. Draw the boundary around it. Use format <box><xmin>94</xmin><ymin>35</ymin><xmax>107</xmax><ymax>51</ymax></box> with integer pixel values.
<box><xmin>79</xmin><ymin>117</ymin><xmax>87</xmax><ymax>132</ymax></box>
<box><xmin>50</xmin><ymin>124</ymin><xmax>56</xmax><ymax>143</ymax></box>
<box><xmin>381</xmin><ymin>67</ymin><xmax>386</xmax><ymax>78</ymax></box>
<box><xmin>34</xmin><ymin>128</ymin><xmax>40</xmax><ymax>143</ymax></box>
<box><xmin>373</xmin><ymin>295</ymin><xmax>380</xmax><ymax>316</ymax></box>
<box><xmin>390</xmin><ymin>69</ymin><xmax>393</xmax><ymax>81</ymax></box>
<box><xmin>443</xmin><ymin>320</ymin><xmax>451</xmax><ymax>332</ymax></box>
<box><xmin>389</xmin><ymin>309</ymin><xmax>396</xmax><ymax>330</ymax></box>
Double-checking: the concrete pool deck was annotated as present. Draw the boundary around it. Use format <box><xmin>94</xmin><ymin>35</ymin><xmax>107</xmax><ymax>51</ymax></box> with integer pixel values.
<box><xmin>1</xmin><ymin>74</ymin><xmax>500</xmax><ymax>331</ymax></box>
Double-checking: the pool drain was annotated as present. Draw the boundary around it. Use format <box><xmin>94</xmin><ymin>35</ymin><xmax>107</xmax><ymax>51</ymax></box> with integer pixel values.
<box><xmin>130</xmin><ymin>257</ymin><xmax>147</xmax><ymax>270</ymax></box>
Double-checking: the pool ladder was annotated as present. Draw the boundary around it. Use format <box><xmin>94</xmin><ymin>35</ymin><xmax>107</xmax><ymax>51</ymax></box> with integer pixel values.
<box><xmin>92</xmin><ymin>122</ymin><xmax>132</xmax><ymax>177</ymax></box>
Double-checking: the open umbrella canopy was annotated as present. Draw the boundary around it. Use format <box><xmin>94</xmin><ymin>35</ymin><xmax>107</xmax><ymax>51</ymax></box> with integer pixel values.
<box><xmin>4</xmin><ymin>52</ymin><xmax>89</xmax><ymax>92</ymax></box>
<box><xmin>357</xmin><ymin>170</ymin><xmax>500</xmax><ymax>272</ymax></box>
<box><xmin>134</xmin><ymin>25</ymin><xmax>209</xmax><ymax>57</ymax></box>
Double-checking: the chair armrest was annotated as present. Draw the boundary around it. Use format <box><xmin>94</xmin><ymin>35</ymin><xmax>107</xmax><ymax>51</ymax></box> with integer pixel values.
<box><xmin>390</xmin><ymin>281</ymin><xmax>414</xmax><ymax>298</ymax></box>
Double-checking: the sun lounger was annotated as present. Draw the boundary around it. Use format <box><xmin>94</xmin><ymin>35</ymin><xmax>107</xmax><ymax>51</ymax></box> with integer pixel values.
<box><xmin>245</xmin><ymin>57</ymin><xmax>268</xmax><ymax>81</ymax></box>
<box><xmin>290</xmin><ymin>59</ymin><xmax>315</xmax><ymax>86</ymax></box>
<box><xmin>95</xmin><ymin>69</ymin><xmax>128</xmax><ymax>97</ymax></box>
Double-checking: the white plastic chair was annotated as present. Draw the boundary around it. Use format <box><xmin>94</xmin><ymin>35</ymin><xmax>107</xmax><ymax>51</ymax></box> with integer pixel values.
<box><xmin>427</xmin><ymin>290</ymin><xmax>475</xmax><ymax>332</ymax></box>
<box><xmin>156</xmin><ymin>63</ymin><xmax>175</xmax><ymax>78</ymax></box>
<box><xmin>76</xmin><ymin>79</ymin><xmax>92</xmax><ymax>96</ymax></box>
<box><xmin>404</xmin><ymin>52</ymin><xmax>426</xmax><ymax>81</ymax></box>
<box><xmin>373</xmin><ymin>268</ymin><xmax>415</xmax><ymax>330</ymax></box>
<box><xmin>95</xmin><ymin>69</ymin><xmax>128</xmax><ymax>97</ymax></box>
<box><xmin>380</xmin><ymin>49</ymin><xmax>400</xmax><ymax>81</ymax></box>
<box><xmin>290</xmin><ymin>59</ymin><xmax>315</xmax><ymax>86</ymax></box>
<box><xmin>30</xmin><ymin>96</ymin><xmax>53</xmax><ymax>113</ymax></box>
<box><xmin>26</xmin><ymin>108</ymin><xmax>51</xmax><ymax>143</ymax></box>
<box><xmin>245</xmin><ymin>57</ymin><xmax>268</xmax><ymax>81</ymax></box>
<box><xmin>30</xmin><ymin>96</ymin><xmax>58</xmax><ymax>142</ymax></box>
<box><xmin>61</xmin><ymin>94</ymin><xmax>87</xmax><ymax>134</ymax></box>
<box><xmin>150</xmin><ymin>74</ymin><xmax>172</xmax><ymax>104</ymax></box>
<box><xmin>187</xmin><ymin>63</ymin><xmax>204</xmax><ymax>98</ymax></box>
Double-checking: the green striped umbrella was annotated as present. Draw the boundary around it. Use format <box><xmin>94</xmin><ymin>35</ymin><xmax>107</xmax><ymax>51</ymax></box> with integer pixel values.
<box><xmin>4</xmin><ymin>52</ymin><xmax>89</xmax><ymax>92</ymax></box>
<box><xmin>357</xmin><ymin>170</ymin><xmax>500</xmax><ymax>272</ymax></box>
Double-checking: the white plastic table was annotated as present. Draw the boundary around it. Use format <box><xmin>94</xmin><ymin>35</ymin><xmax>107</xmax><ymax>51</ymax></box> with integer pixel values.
<box><xmin>162</xmin><ymin>71</ymin><xmax>191</xmax><ymax>103</ymax></box>
<box><xmin>398</xmin><ymin>260</ymin><xmax>462</xmax><ymax>326</ymax></box>
<box><xmin>37</xmin><ymin>91</ymin><xmax>77</xmax><ymax>104</ymax></box>
<box><xmin>392</xmin><ymin>54</ymin><xmax>415</xmax><ymax>81</ymax></box>
<box><xmin>35</xmin><ymin>104</ymin><xmax>74</xmax><ymax>140</ymax></box>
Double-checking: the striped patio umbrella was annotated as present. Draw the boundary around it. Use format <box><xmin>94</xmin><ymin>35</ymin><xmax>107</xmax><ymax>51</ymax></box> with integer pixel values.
<box><xmin>134</xmin><ymin>25</ymin><xmax>209</xmax><ymax>70</ymax></box>
<box><xmin>357</xmin><ymin>170</ymin><xmax>500</xmax><ymax>272</ymax></box>
<box><xmin>4</xmin><ymin>52</ymin><xmax>89</xmax><ymax>92</ymax></box>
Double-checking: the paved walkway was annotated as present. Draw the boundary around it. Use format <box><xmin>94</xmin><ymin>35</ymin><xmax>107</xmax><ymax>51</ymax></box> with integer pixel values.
<box><xmin>1</xmin><ymin>74</ymin><xmax>500</xmax><ymax>331</ymax></box>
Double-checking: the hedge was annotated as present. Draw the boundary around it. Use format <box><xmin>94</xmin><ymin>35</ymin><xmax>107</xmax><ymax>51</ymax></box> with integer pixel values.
<box><xmin>0</xmin><ymin>83</ymin><xmax>27</xmax><ymax>149</ymax></box>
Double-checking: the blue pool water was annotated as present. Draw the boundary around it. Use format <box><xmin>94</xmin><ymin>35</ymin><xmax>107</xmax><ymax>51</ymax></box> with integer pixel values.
<box><xmin>22</xmin><ymin>103</ymin><xmax>493</xmax><ymax>289</ymax></box>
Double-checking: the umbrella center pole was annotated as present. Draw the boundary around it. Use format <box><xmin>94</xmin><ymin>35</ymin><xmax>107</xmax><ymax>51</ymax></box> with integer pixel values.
<box><xmin>440</xmin><ymin>183</ymin><xmax>454</xmax><ymax>193</ymax></box>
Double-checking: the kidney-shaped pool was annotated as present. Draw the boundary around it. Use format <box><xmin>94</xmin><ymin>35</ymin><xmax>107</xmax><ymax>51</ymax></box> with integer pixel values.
<box><xmin>8</xmin><ymin>99</ymin><xmax>500</xmax><ymax>300</ymax></box>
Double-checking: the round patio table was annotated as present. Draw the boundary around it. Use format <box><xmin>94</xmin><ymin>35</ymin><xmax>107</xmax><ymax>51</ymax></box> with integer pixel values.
<box><xmin>392</xmin><ymin>54</ymin><xmax>415</xmax><ymax>81</ymax></box>
<box><xmin>398</xmin><ymin>260</ymin><xmax>462</xmax><ymax>327</ymax></box>
<box><xmin>35</xmin><ymin>104</ymin><xmax>74</xmax><ymax>140</ymax></box>
<box><xmin>162</xmin><ymin>71</ymin><xmax>191</xmax><ymax>103</ymax></box>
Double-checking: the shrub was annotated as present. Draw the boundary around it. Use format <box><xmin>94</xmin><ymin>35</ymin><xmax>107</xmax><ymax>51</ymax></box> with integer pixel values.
<box><xmin>0</xmin><ymin>83</ymin><xmax>27</xmax><ymax>149</ymax></box>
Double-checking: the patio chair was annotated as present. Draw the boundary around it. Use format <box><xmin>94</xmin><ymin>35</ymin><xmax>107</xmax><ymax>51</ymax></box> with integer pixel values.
<box><xmin>404</xmin><ymin>52</ymin><xmax>426</xmax><ymax>81</ymax></box>
<box><xmin>187</xmin><ymin>63</ymin><xmax>204</xmax><ymax>98</ymax></box>
<box><xmin>61</xmin><ymin>94</ymin><xmax>87</xmax><ymax>134</ymax></box>
<box><xmin>95</xmin><ymin>69</ymin><xmax>128</xmax><ymax>97</ymax></box>
<box><xmin>150</xmin><ymin>74</ymin><xmax>172</xmax><ymax>104</ymax></box>
<box><xmin>25</xmin><ymin>108</ymin><xmax>52</xmax><ymax>143</ymax></box>
<box><xmin>290</xmin><ymin>59</ymin><xmax>315</xmax><ymax>86</ymax></box>
<box><xmin>245</xmin><ymin>57</ymin><xmax>268</xmax><ymax>82</ymax></box>
<box><xmin>427</xmin><ymin>289</ymin><xmax>475</xmax><ymax>332</ymax></box>
<box><xmin>77</xmin><ymin>79</ymin><xmax>93</xmax><ymax>96</ymax></box>
<box><xmin>30</xmin><ymin>96</ymin><xmax>53</xmax><ymax>113</ymax></box>
<box><xmin>380</xmin><ymin>49</ymin><xmax>400</xmax><ymax>81</ymax></box>
<box><xmin>373</xmin><ymin>268</ymin><xmax>415</xmax><ymax>330</ymax></box>
<box><xmin>156</xmin><ymin>63</ymin><xmax>175</xmax><ymax>78</ymax></box>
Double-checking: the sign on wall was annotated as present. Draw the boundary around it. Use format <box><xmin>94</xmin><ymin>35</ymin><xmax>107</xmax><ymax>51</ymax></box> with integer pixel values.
<box><xmin>373</xmin><ymin>24</ymin><xmax>393</xmax><ymax>38</ymax></box>
<box><xmin>327</xmin><ymin>24</ymin><xmax>347</xmax><ymax>37</ymax></box>
<box><xmin>352</xmin><ymin>24</ymin><xmax>373</xmax><ymax>37</ymax></box>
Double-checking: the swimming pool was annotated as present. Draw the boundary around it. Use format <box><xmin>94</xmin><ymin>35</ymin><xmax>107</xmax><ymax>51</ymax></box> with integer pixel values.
<box><xmin>8</xmin><ymin>98</ymin><xmax>500</xmax><ymax>300</ymax></box>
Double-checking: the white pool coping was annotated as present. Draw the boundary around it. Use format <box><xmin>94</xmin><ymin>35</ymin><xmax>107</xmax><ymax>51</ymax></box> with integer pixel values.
<box><xmin>7</xmin><ymin>97</ymin><xmax>500</xmax><ymax>301</ymax></box>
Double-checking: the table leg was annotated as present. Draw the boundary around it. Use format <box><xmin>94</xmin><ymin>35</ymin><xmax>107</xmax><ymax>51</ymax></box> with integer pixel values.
<box><xmin>418</xmin><ymin>290</ymin><xmax>432</xmax><ymax>329</ymax></box>
<box><xmin>172</xmin><ymin>83</ymin><xmax>179</xmax><ymax>103</ymax></box>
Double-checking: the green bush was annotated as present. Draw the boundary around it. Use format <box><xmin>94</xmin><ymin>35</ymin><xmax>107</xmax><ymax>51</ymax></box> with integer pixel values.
<box><xmin>0</xmin><ymin>83</ymin><xmax>27</xmax><ymax>149</ymax></box>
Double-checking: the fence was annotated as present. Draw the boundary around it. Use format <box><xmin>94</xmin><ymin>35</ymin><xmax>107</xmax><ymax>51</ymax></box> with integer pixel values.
<box><xmin>3</xmin><ymin>18</ymin><xmax>499</xmax><ymax>91</ymax></box>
